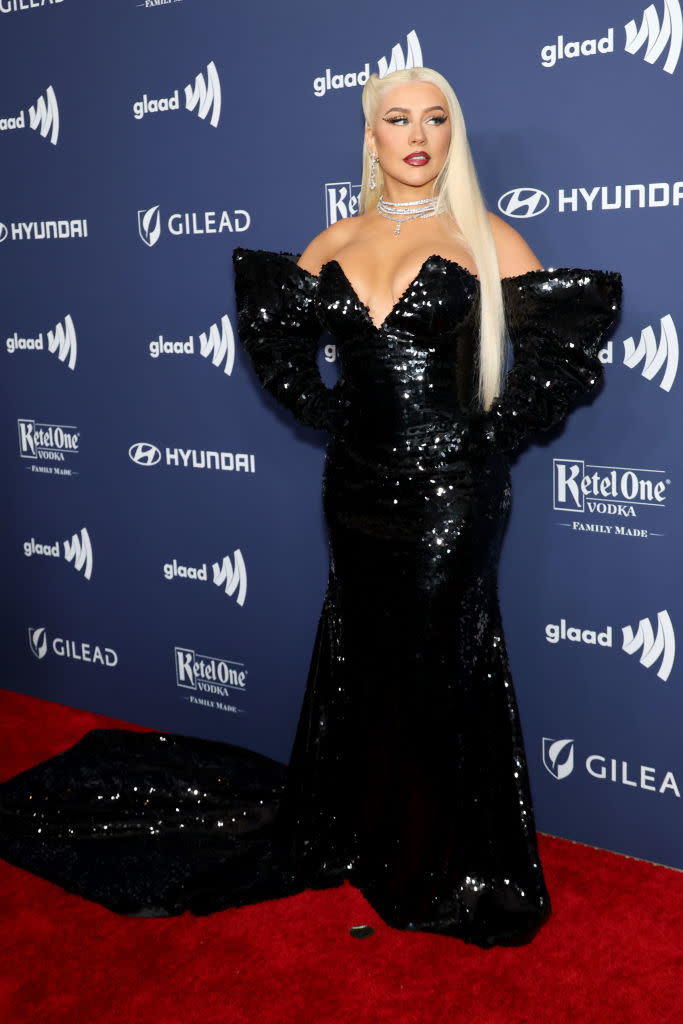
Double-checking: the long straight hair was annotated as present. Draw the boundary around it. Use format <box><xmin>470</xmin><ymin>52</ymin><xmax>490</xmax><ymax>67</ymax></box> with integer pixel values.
<box><xmin>360</xmin><ymin>68</ymin><xmax>505</xmax><ymax>410</ymax></box>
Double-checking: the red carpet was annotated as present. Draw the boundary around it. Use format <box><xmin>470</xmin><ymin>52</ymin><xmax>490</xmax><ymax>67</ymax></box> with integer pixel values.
<box><xmin>1</xmin><ymin>687</ymin><xmax>681</xmax><ymax>1023</ymax></box>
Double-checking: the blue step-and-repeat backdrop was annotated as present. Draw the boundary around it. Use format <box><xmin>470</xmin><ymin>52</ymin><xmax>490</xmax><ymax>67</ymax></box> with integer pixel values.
<box><xmin>2</xmin><ymin>0</ymin><xmax>681</xmax><ymax>869</ymax></box>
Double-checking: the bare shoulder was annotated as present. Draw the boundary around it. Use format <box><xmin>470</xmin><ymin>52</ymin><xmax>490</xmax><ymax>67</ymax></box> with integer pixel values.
<box><xmin>487</xmin><ymin>211</ymin><xmax>544</xmax><ymax>278</ymax></box>
<box><xmin>298</xmin><ymin>215</ymin><xmax>365</xmax><ymax>274</ymax></box>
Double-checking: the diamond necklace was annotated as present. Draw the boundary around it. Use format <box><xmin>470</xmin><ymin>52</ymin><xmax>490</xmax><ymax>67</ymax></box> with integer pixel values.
<box><xmin>376</xmin><ymin>194</ymin><xmax>438</xmax><ymax>237</ymax></box>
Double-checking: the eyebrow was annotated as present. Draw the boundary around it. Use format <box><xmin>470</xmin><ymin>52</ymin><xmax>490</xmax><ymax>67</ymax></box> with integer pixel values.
<box><xmin>382</xmin><ymin>105</ymin><xmax>447</xmax><ymax>115</ymax></box>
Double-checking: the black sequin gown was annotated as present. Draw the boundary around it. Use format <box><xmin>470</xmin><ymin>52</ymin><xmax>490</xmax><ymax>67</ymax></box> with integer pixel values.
<box><xmin>0</xmin><ymin>250</ymin><xmax>621</xmax><ymax>947</ymax></box>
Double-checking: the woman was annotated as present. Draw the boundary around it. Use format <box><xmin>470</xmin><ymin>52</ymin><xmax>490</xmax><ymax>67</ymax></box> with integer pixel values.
<box><xmin>232</xmin><ymin>66</ymin><xmax>621</xmax><ymax>946</ymax></box>
<box><xmin>0</xmin><ymin>68</ymin><xmax>620</xmax><ymax>948</ymax></box>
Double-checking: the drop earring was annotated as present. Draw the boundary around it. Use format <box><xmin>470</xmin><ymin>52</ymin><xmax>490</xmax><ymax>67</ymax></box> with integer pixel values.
<box><xmin>369</xmin><ymin>152</ymin><xmax>377</xmax><ymax>191</ymax></box>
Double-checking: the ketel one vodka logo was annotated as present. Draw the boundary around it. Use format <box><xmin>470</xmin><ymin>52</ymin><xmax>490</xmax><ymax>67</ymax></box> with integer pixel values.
<box><xmin>313</xmin><ymin>30</ymin><xmax>422</xmax><ymax>96</ymax></box>
<box><xmin>163</xmin><ymin>549</ymin><xmax>247</xmax><ymax>606</ymax></box>
<box><xmin>148</xmin><ymin>314</ymin><xmax>234</xmax><ymax>374</ymax></box>
<box><xmin>18</xmin><ymin>417</ymin><xmax>80</xmax><ymax>476</ymax></box>
<box><xmin>542</xmin><ymin>738</ymin><xmax>680</xmax><ymax>797</ymax></box>
<box><xmin>600</xmin><ymin>315</ymin><xmax>679</xmax><ymax>392</ymax></box>
<box><xmin>0</xmin><ymin>84</ymin><xmax>59</xmax><ymax>145</ymax></box>
<box><xmin>28</xmin><ymin>626</ymin><xmax>117</xmax><ymax>668</ymax></box>
<box><xmin>133</xmin><ymin>60</ymin><xmax>221</xmax><ymax>126</ymax></box>
<box><xmin>324</xmin><ymin>182</ymin><xmax>361</xmax><ymax>226</ymax></box>
<box><xmin>137</xmin><ymin>204</ymin><xmax>250</xmax><ymax>247</ymax></box>
<box><xmin>23</xmin><ymin>527</ymin><xmax>93</xmax><ymax>581</ymax></box>
<box><xmin>6</xmin><ymin>314</ymin><xmax>77</xmax><ymax>371</ymax></box>
<box><xmin>175</xmin><ymin>646</ymin><xmax>246</xmax><ymax>694</ymax></box>
<box><xmin>553</xmin><ymin>458</ymin><xmax>669</xmax><ymax>538</ymax></box>
<box><xmin>540</xmin><ymin>0</ymin><xmax>682</xmax><ymax>74</ymax></box>
<box><xmin>544</xmin><ymin>609</ymin><xmax>676</xmax><ymax>682</ymax></box>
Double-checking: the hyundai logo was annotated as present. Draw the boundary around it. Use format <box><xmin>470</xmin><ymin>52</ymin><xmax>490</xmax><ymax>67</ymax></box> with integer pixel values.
<box><xmin>129</xmin><ymin>442</ymin><xmax>161</xmax><ymax>466</ymax></box>
<box><xmin>498</xmin><ymin>187</ymin><xmax>550</xmax><ymax>218</ymax></box>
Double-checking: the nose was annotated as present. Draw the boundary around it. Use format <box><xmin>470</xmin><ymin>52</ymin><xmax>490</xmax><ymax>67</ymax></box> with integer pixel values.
<box><xmin>409</xmin><ymin>121</ymin><xmax>426</xmax><ymax>145</ymax></box>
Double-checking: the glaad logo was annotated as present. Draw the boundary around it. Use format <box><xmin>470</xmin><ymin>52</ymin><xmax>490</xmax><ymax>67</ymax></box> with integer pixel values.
<box><xmin>149</xmin><ymin>314</ymin><xmax>234</xmax><ymax>374</ymax></box>
<box><xmin>499</xmin><ymin>180</ymin><xmax>683</xmax><ymax>217</ymax></box>
<box><xmin>0</xmin><ymin>85</ymin><xmax>59</xmax><ymax>145</ymax></box>
<box><xmin>23</xmin><ymin>527</ymin><xmax>93</xmax><ymax>581</ymax></box>
<box><xmin>133</xmin><ymin>60</ymin><xmax>221</xmax><ymax>127</ymax></box>
<box><xmin>544</xmin><ymin>609</ymin><xmax>675</xmax><ymax>682</ymax></box>
<box><xmin>313</xmin><ymin>30</ymin><xmax>422</xmax><ymax>97</ymax></box>
<box><xmin>28</xmin><ymin>626</ymin><xmax>118</xmax><ymax>668</ymax></box>
<box><xmin>212</xmin><ymin>551</ymin><xmax>247</xmax><ymax>604</ymax></box>
<box><xmin>137</xmin><ymin>204</ymin><xmax>250</xmax><ymax>246</ymax></box>
<box><xmin>6</xmin><ymin>314</ymin><xmax>77</xmax><ymax>370</ymax></box>
<box><xmin>29</xmin><ymin>85</ymin><xmax>59</xmax><ymax>144</ymax></box>
<box><xmin>163</xmin><ymin>549</ymin><xmax>247</xmax><ymax>606</ymax></box>
<box><xmin>625</xmin><ymin>0</ymin><xmax>682</xmax><ymax>74</ymax></box>
<box><xmin>540</xmin><ymin>1</ymin><xmax>682</xmax><ymax>74</ymax></box>
<box><xmin>18</xmin><ymin>417</ymin><xmax>79</xmax><ymax>477</ymax></box>
<box><xmin>185</xmin><ymin>61</ymin><xmax>221</xmax><ymax>127</ymax></box>
<box><xmin>325</xmin><ymin>182</ymin><xmax>361</xmax><ymax>226</ymax></box>
<box><xmin>542</xmin><ymin>737</ymin><xmax>680</xmax><ymax>797</ymax></box>
<box><xmin>552</xmin><ymin>458</ymin><xmax>669</xmax><ymax>539</ymax></box>
<box><xmin>623</xmin><ymin>610</ymin><xmax>676</xmax><ymax>681</ymax></box>
<box><xmin>175</xmin><ymin>646</ymin><xmax>246</xmax><ymax>712</ymax></box>
<box><xmin>0</xmin><ymin>217</ymin><xmax>88</xmax><ymax>242</ymax></box>
<box><xmin>600</xmin><ymin>315</ymin><xmax>679</xmax><ymax>392</ymax></box>
<box><xmin>129</xmin><ymin>441</ymin><xmax>255</xmax><ymax>473</ymax></box>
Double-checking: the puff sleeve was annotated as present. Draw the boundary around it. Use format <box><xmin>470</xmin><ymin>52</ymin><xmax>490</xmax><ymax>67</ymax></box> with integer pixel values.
<box><xmin>233</xmin><ymin>248</ymin><xmax>341</xmax><ymax>433</ymax></box>
<box><xmin>470</xmin><ymin>268</ymin><xmax>622</xmax><ymax>454</ymax></box>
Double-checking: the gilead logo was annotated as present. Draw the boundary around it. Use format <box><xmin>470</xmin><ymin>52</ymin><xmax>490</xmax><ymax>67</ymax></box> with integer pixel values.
<box><xmin>1</xmin><ymin>1</ymin><xmax>65</xmax><ymax>13</ymax></box>
<box><xmin>543</xmin><ymin>738</ymin><xmax>680</xmax><ymax>796</ymax></box>
<box><xmin>137</xmin><ymin>205</ymin><xmax>250</xmax><ymax>247</ymax></box>
<box><xmin>28</xmin><ymin>626</ymin><xmax>117</xmax><ymax>668</ymax></box>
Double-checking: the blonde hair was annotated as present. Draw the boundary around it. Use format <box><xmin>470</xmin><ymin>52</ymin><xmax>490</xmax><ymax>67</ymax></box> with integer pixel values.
<box><xmin>360</xmin><ymin>67</ymin><xmax>505</xmax><ymax>410</ymax></box>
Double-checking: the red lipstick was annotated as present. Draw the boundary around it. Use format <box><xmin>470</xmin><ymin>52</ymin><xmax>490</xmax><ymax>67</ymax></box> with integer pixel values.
<box><xmin>403</xmin><ymin>151</ymin><xmax>430</xmax><ymax>166</ymax></box>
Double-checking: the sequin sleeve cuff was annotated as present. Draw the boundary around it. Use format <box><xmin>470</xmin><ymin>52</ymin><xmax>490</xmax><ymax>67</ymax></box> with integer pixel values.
<box><xmin>232</xmin><ymin>248</ymin><xmax>341</xmax><ymax>433</ymax></box>
<box><xmin>471</xmin><ymin>267</ymin><xmax>622</xmax><ymax>455</ymax></box>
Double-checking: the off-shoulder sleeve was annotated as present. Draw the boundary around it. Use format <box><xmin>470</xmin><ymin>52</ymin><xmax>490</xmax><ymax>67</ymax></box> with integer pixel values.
<box><xmin>471</xmin><ymin>268</ymin><xmax>622</xmax><ymax>454</ymax></box>
<box><xmin>232</xmin><ymin>248</ymin><xmax>341</xmax><ymax>432</ymax></box>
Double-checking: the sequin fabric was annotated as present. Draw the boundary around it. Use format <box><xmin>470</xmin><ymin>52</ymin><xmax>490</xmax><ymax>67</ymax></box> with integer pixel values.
<box><xmin>0</xmin><ymin>250</ymin><xmax>621</xmax><ymax>947</ymax></box>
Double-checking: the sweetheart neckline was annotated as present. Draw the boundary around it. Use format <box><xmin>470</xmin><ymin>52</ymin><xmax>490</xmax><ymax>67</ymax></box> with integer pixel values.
<box><xmin>319</xmin><ymin>254</ymin><xmax>477</xmax><ymax>334</ymax></box>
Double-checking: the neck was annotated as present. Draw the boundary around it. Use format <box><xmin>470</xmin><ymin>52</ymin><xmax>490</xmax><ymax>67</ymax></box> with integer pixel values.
<box><xmin>381</xmin><ymin>181</ymin><xmax>435</xmax><ymax>204</ymax></box>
